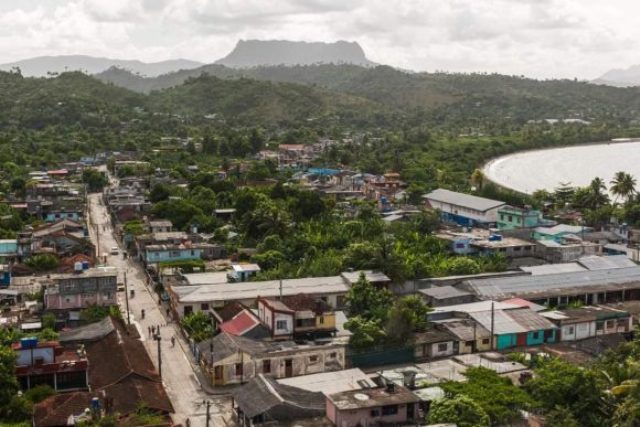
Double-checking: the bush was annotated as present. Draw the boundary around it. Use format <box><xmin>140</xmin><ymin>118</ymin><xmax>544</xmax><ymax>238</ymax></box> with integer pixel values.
<box><xmin>25</xmin><ymin>254</ymin><xmax>59</xmax><ymax>272</ymax></box>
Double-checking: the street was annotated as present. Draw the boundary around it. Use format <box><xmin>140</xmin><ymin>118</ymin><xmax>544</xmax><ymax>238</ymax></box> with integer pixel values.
<box><xmin>86</xmin><ymin>186</ymin><xmax>232</xmax><ymax>427</ymax></box>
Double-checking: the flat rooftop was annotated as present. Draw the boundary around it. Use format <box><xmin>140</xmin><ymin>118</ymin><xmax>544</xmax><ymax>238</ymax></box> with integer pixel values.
<box><xmin>277</xmin><ymin>368</ymin><xmax>376</xmax><ymax>395</ymax></box>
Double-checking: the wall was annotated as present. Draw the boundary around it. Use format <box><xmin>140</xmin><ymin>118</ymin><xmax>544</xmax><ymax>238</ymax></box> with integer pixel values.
<box><xmin>332</xmin><ymin>403</ymin><xmax>417</xmax><ymax>427</ymax></box>
<box><xmin>496</xmin><ymin>334</ymin><xmax>517</xmax><ymax>350</ymax></box>
<box><xmin>16</xmin><ymin>347</ymin><xmax>55</xmax><ymax>366</ymax></box>
<box><xmin>316</xmin><ymin>313</ymin><xmax>336</xmax><ymax>329</ymax></box>
<box><xmin>45</xmin><ymin>292</ymin><xmax>116</xmax><ymax>310</ymax></box>
<box><xmin>526</xmin><ymin>330</ymin><xmax>547</xmax><ymax>346</ymax></box>
<box><xmin>430</xmin><ymin>341</ymin><xmax>455</xmax><ymax>358</ymax></box>
<box><xmin>428</xmin><ymin>199</ymin><xmax>501</xmax><ymax>224</ymax></box>
<box><xmin>146</xmin><ymin>248</ymin><xmax>202</xmax><ymax>263</ymax></box>
<box><xmin>273</xmin><ymin>311</ymin><xmax>294</xmax><ymax>337</ymax></box>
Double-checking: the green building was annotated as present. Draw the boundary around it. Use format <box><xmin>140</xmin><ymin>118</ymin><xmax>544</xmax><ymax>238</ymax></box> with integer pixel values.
<box><xmin>497</xmin><ymin>205</ymin><xmax>543</xmax><ymax>230</ymax></box>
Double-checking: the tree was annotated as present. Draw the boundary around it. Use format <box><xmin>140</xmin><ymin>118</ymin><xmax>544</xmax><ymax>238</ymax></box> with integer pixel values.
<box><xmin>385</xmin><ymin>295</ymin><xmax>431</xmax><ymax>345</ymax></box>
<box><xmin>443</xmin><ymin>257</ymin><xmax>481</xmax><ymax>276</ymax></box>
<box><xmin>81</xmin><ymin>168</ymin><xmax>108</xmax><ymax>192</ymax></box>
<box><xmin>470</xmin><ymin>168</ymin><xmax>485</xmax><ymax>191</ymax></box>
<box><xmin>344</xmin><ymin>273</ymin><xmax>393</xmax><ymax>321</ymax></box>
<box><xmin>441</xmin><ymin>367</ymin><xmax>533</xmax><ymax>425</ymax></box>
<box><xmin>611</xmin><ymin>171</ymin><xmax>636</xmax><ymax>204</ymax></box>
<box><xmin>181</xmin><ymin>312</ymin><xmax>215</xmax><ymax>342</ymax></box>
<box><xmin>428</xmin><ymin>395</ymin><xmax>490</xmax><ymax>427</ymax></box>
<box><xmin>545</xmin><ymin>406</ymin><xmax>580</xmax><ymax>427</ymax></box>
<box><xmin>343</xmin><ymin>316</ymin><xmax>386</xmax><ymax>351</ymax></box>
<box><xmin>0</xmin><ymin>346</ymin><xmax>21</xmax><ymax>420</ymax></box>
<box><xmin>25</xmin><ymin>254</ymin><xmax>59</xmax><ymax>271</ymax></box>
<box><xmin>525</xmin><ymin>359</ymin><xmax>604</xmax><ymax>426</ymax></box>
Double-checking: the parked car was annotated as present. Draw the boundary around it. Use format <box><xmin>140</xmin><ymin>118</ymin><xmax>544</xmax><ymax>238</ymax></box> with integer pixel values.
<box><xmin>110</xmin><ymin>246</ymin><xmax>119</xmax><ymax>255</ymax></box>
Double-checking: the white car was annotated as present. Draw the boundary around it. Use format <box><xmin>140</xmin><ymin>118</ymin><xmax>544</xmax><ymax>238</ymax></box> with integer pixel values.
<box><xmin>110</xmin><ymin>246</ymin><xmax>119</xmax><ymax>255</ymax></box>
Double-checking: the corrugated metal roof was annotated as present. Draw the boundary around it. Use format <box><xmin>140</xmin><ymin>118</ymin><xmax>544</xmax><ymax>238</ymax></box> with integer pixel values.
<box><xmin>423</xmin><ymin>189</ymin><xmax>505</xmax><ymax>212</ymax></box>
<box><xmin>507</xmin><ymin>308</ymin><xmax>557</xmax><ymax>331</ymax></box>
<box><xmin>465</xmin><ymin>266</ymin><xmax>640</xmax><ymax>299</ymax></box>
<box><xmin>469</xmin><ymin>310</ymin><xmax>528</xmax><ymax>334</ymax></box>
<box><xmin>420</xmin><ymin>286</ymin><xmax>473</xmax><ymax>299</ymax></box>
<box><xmin>577</xmin><ymin>255</ymin><xmax>636</xmax><ymax>270</ymax></box>
<box><xmin>521</xmin><ymin>263</ymin><xmax>587</xmax><ymax>275</ymax></box>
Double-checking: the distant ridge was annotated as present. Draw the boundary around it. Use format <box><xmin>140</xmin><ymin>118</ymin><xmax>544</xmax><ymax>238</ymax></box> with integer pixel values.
<box><xmin>594</xmin><ymin>65</ymin><xmax>640</xmax><ymax>88</ymax></box>
<box><xmin>0</xmin><ymin>55</ymin><xmax>204</xmax><ymax>78</ymax></box>
<box><xmin>215</xmin><ymin>40</ymin><xmax>375</xmax><ymax>68</ymax></box>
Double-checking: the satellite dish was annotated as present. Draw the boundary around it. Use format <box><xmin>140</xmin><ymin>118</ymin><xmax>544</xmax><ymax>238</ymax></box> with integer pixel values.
<box><xmin>354</xmin><ymin>393</ymin><xmax>369</xmax><ymax>401</ymax></box>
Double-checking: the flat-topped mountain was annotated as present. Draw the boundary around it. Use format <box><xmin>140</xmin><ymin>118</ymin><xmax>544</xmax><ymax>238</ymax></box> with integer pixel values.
<box><xmin>0</xmin><ymin>55</ymin><xmax>204</xmax><ymax>78</ymax></box>
<box><xmin>215</xmin><ymin>40</ymin><xmax>375</xmax><ymax>68</ymax></box>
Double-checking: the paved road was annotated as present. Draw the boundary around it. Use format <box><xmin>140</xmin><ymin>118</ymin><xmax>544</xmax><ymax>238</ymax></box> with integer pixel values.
<box><xmin>86</xmin><ymin>189</ymin><xmax>232</xmax><ymax>427</ymax></box>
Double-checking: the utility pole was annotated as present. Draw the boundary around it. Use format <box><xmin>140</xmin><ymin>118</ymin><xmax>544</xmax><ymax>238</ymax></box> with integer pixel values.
<box><xmin>154</xmin><ymin>333</ymin><xmax>162</xmax><ymax>378</ymax></box>
<box><xmin>490</xmin><ymin>301</ymin><xmax>495</xmax><ymax>350</ymax></box>
<box><xmin>205</xmin><ymin>400</ymin><xmax>211</xmax><ymax>427</ymax></box>
<box><xmin>123</xmin><ymin>271</ymin><xmax>130</xmax><ymax>326</ymax></box>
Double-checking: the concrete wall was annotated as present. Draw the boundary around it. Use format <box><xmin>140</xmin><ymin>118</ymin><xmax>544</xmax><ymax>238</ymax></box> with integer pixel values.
<box><xmin>331</xmin><ymin>402</ymin><xmax>418</xmax><ymax>427</ymax></box>
<box><xmin>45</xmin><ymin>292</ymin><xmax>116</xmax><ymax>310</ymax></box>
<box><xmin>16</xmin><ymin>347</ymin><xmax>55</xmax><ymax>366</ymax></box>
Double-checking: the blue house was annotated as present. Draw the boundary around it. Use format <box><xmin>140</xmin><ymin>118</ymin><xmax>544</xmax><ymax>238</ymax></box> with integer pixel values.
<box><xmin>144</xmin><ymin>244</ymin><xmax>204</xmax><ymax>264</ymax></box>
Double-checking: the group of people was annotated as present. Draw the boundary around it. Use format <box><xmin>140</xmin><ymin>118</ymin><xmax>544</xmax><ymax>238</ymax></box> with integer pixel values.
<box><xmin>147</xmin><ymin>324</ymin><xmax>177</xmax><ymax>347</ymax></box>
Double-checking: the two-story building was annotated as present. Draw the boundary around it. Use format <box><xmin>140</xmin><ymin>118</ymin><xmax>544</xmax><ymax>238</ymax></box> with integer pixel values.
<box><xmin>497</xmin><ymin>205</ymin><xmax>547</xmax><ymax>230</ymax></box>
<box><xmin>144</xmin><ymin>242</ymin><xmax>224</xmax><ymax>264</ymax></box>
<box><xmin>257</xmin><ymin>294</ymin><xmax>337</xmax><ymax>340</ymax></box>
<box><xmin>14</xmin><ymin>337</ymin><xmax>88</xmax><ymax>391</ymax></box>
<box><xmin>423</xmin><ymin>189</ymin><xmax>505</xmax><ymax>227</ymax></box>
<box><xmin>44</xmin><ymin>267</ymin><xmax>118</xmax><ymax>312</ymax></box>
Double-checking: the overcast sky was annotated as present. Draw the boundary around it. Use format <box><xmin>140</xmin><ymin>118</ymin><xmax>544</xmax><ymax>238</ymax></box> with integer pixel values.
<box><xmin>0</xmin><ymin>0</ymin><xmax>638</xmax><ymax>79</ymax></box>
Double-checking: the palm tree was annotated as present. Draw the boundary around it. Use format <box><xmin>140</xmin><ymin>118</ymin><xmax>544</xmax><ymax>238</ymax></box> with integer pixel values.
<box><xmin>588</xmin><ymin>177</ymin><xmax>610</xmax><ymax>209</ymax></box>
<box><xmin>610</xmin><ymin>171</ymin><xmax>637</xmax><ymax>204</ymax></box>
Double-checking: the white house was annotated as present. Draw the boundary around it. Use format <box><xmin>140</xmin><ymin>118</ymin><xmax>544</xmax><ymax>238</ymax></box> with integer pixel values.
<box><xmin>541</xmin><ymin>306</ymin><xmax>632</xmax><ymax>342</ymax></box>
<box><xmin>423</xmin><ymin>189</ymin><xmax>505</xmax><ymax>226</ymax></box>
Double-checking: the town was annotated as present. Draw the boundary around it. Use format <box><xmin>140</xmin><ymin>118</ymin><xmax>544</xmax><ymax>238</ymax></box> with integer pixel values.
<box><xmin>1</xmin><ymin>143</ymin><xmax>640</xmax><ymax>427</ymax></box>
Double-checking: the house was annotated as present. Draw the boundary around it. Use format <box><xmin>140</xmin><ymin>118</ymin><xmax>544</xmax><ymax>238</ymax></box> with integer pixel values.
<box><xmin>278</xmin><ymin>144</ymin><xmax>308</xmax><ymax>168</ymax></box>
<box><xmin>414</xmin><ymin>329</ymin><xmax>457</xmax><ymax>360</ymax></box>
<box><xmin>536</xmin><ymin>237</ymin><xmax>602</xmax><ymax>263</ymax></box>
<box><xmin>14</xmin><ymin>337</ymin><xmax>88</xmax><ymax>391</ymax></box>
<box><xmin>197</xmin><ymin>332</ymin><xmax>346</xmax><ymax>386</ymax></box>
<box><xmin>220</xmin><ymin>308</ymin><xmax>271</xmax><ymax>340</ymax></box>
<box><xmin>468</xmin><ymin>308</ymin><xmax>557</xmax><ymax>350</ymax></box>
<box><xmin>541</xmin><ymin>306</ymin><xmax>632</xmax><ymax>342</ymax></box>
<box><xmin>463</xmin><ymin>266</ymin><xmax>640</xmax><ymax>307</ymax></box>
<box><xmin>257</xmin><ymin>294</ymin><xmax>337</xmax><ymax>340</ymax></box>
<box><xmin>533</xmin><ymin>224</ymin><xmax>593</xmax><ymax>242</ymax></box>
<box><xmin>326</xmin><ymin>383</ymin><xmax>421</xmax><ymax>427</ymax></box>
<box><xmin>148</xmin><ymin>219</ymin><xmax>173</xmax><ymax>233</ymax></box>
<box><xmin>436</xmin><ymin>229</ymin><xmax>536</xmax><ymax>258</ymax></box>
<box><xmin>277</xmin><ymin>368</ymin><xmax>377</xmax><ymax>396</ymax></box>
<box><xmin>228</xmin><ymin>264</ymin><xmax>261</xmax><ymax>282</ymax></box>
<box><xmin>44</xmin><ymin>267</ymin><xmax>118</xmax><ymax>312</ymax></box>
<box><xmin>171</xmin><ymin>275</ymin><xmax>350</xmax><ymax>318</ymax></box>
<box><xmin>340</xmin><ymin>270</ymin><xmax>392</xmax><ymax>289</ymax></box>
<box><xmin>34</xmin><ymin>317</ymin><xmax>173</xmax><ymax>427</ymax></box>
<box><xmin>144</xmin><ymin>242</ymin><xmax>210</xmax><ymax>264</ymax></box>
<box><xmin>423</xmin><ymin>189</ymin><xmax>506</xmax><ymax>226</ymax></box>
<box><xmin>419</xmin><ymin>286</ymin><xmax>476</xmax><ymax>307</ymax></box>
<box><xmin>231</xmin><ymin>374</ymin><xmax>327</xmax><ymax>427</ymax></box>
<box><xmin>435</xmin><ymin>319</ymin><xmax>492</xmax><ymax>354</ymax></box>
<box><xmin>497</xmin><ymin>205</ymin><xmax>548</xmax><ymax>230</ymax></box>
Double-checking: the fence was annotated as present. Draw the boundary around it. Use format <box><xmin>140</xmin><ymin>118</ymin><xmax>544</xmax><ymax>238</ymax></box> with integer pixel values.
<box><xmin>347</xmin><ymin>346</ymin><xmax>415</xmax><ymax>368</ymax></box>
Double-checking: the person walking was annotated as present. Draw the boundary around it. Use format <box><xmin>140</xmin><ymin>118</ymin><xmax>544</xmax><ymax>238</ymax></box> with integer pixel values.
<box><xmin>171</xmin><ymin>336</ymin><xmax>175</xmax><ymax>348</ymax></box>
<box><xmin>148</xmin><ymin>326</ymin><xmax>151</xmax><ymax>337</ymax></box>
<box><xmin>151</xmin><ymin>325</ymin><xmax>155</xmax><ymax>335</ymax></box>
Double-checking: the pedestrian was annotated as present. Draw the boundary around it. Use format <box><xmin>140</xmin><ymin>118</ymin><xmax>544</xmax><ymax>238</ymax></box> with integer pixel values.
<box><xmin>157</xmin><ymin>324</ymin><xmax>161</xmax><ymax>331</ymax></box>
<box><xmin>185</xmin><ymin>418</ymin><xmax>190</xmax><ymax>427</ymax></box>
<box><xmin>151</xmin><ymin>325</ymin><xmax>155</xmax><ymax>335</ymax></box>
<box><xmin>148</xmin><ymin>326</ymin><xmax>151</xmax><ymax>337</ymax></box>
<box><xmin>171</xmin><ymin>336</ymin><xmax>175</xmax><ymax>347</ymax></box>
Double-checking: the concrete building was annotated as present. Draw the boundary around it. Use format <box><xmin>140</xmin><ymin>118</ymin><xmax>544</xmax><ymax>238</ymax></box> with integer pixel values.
<box><xmin>326</xmin><ymin>384</ymin><xmax>420</xmax><ymax>427</ymax></box>
<box><xmin>257</xmin><ymin>295</ymin><xmax>336</xmax><ymax>340</ymax></box>
<box><xmin>541</xmin><ymin>306</ymin><xmax>632</xmax><ymax>342</ymax></box>
<box><xmin>44</xmin><ymin>267</ymin><xmax>118</xmax><ymax>312</ymax></box>
<box><xmin>197</xmin><ymin>332</ymin><xmax>346</xmax><ymax>386</ymax></box>
<box><xmin>497</xmin><ymin>205</ymin><xmax>547</xmax><ymax>230</ymax></box>
<box><xmin>423</xmin><ymin>189</ymin><xmax>505</xmax><ymax>226</ymax></box>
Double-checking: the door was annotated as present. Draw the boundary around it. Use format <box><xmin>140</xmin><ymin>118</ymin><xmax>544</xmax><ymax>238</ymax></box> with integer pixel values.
<box><xmin>285</xmin><ymin>359</ymin><xmax>293</xmax><ymax>377</ymax></box>
<box><xmin>516</xmin><ymin>333</ymin><xmax>527</xmax><ymax>347</ymax></box>
<box><xmin>407</xmin><ymin>403</ymin><xmax>415</xmax><ymax>420</ymax></box>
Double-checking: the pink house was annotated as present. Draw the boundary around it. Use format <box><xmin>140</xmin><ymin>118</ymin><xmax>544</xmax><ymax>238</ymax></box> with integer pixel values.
<box><xmin>44</xmin><ymin>268</ymin><xmax>118</xmax><ymax>311</ymax></box>
<box><xmin>326</xmin><ymin>384</ymin><xmax>420</xmax><ymax>427</ymax></box>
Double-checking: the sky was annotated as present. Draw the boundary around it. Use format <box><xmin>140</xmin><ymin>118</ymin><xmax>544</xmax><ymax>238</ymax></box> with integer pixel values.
<box><xmin>0</xmin><ymin>0</ymin><xmax>638</xmax><ymax>79</ymax></box>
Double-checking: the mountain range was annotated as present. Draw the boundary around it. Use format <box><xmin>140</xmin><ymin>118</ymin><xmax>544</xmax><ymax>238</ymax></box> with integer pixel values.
<box><xmin>0</xmin><ymin>55</ymin><xmax>203</xmax><ymax>78</ymax></box>
<box><xmin>593</xmin><ymin>65</ymin><xmax>640</xmax><ymax>87</ymax></box>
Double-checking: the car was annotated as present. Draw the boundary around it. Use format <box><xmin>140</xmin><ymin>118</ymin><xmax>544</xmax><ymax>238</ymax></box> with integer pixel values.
<box><xmin>110</xmin><ymin>246</ymin><xmax>119</xmax><ymax>255</ymax></box>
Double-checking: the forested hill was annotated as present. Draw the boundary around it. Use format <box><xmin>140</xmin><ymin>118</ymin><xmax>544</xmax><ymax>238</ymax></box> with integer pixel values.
<box><xmin>95</xmin><ymin>63</ymin><xmax>640</xmax><ymax>123</ymax></box>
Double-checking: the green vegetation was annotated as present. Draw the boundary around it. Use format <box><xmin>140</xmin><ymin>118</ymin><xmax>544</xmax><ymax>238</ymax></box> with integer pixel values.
<box><xmin>79</xmin><ymin>305</ymin><xmax>122</xmax><ymax>323</ymax></box>
<box><xmin>428</xmin><ymin>395</ymin><xmax>490</xmax><ymax>427</ymax></box>
<box><xmin>181</xmin><ymin>311</ymin><xmax>215</xmax><ymax>342</ymax></box>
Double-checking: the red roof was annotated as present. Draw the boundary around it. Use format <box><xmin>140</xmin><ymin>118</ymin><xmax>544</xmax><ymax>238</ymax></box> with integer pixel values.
<box><xmin>502</xmin><ymin>298</ymin><xmax>537</xmax><ymax>309</ymax></box>
<box><xmin>220</xmin><ymin>310</ymin><xmax>261</xmax><ymax>336</ymax></box>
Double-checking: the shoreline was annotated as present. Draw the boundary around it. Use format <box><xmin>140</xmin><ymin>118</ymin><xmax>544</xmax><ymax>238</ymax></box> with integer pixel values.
<box><xmin>481</xmin><ymin>138</ymin><xmax>640</xmax><ymax>195</ymax></box>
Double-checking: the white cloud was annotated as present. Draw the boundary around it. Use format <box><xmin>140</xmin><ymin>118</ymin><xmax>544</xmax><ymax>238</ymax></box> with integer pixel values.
<box><xmin>0</xmin><ymin>0</ymin><xmax>639</xmax><ymax>79</ymax></box>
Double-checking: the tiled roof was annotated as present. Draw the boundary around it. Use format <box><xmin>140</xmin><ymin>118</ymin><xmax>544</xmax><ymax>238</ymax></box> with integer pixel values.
<box><xmin>220</xmin><ymin>310</ymin><xmax>261</xmax><ymax>336</ymax></box>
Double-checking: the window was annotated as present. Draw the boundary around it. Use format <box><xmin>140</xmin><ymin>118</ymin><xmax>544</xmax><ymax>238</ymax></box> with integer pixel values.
<box><xmin>382</xmin><ymin>405</ymin><xmax>398</xmax><ymax>416</ymax></box>
<box><xmin>596</xmin><ymin>321</ymin><xmax>604</xmax><ymax>331</ymax></box>
<box><xmin>531</xmin><ymin>331</ymin><xmax>540</xmax><ymax>340</ymax></box>
<box><xmin>370</xmin><ymin>409</ymin><xmax>381</xmax><ymax>417</ymax></box>
<box><xmin>276</xmin><ymin>320</ymin><xmax>288</xmax><ymax>330</ymax></box>
<box><xmin>191</xmin><ymin>250</ymin><xmax>195</xmax><ymax>256</ymax></box>
<box><xmin>465</xmin><ymin>340</ymin><xmax>474</xmax><ymax>348</ymax></box>
<box><xmin>437</xmin><ymin>343</ymin><xmax>448</xmax><ymax>352</ymax></box>
<box><xmin>567</xmin><ymin>326</ymin><xmax>575</xmax><ymax>335</ymax></box>
<box><xmin>201</xmin><ymin>303</ymin><xmax>209</xmax><ymax>311</ymax></box>
<box><xmin>329</xmin><ymin>352</ymin><xmax>337</xmax><ymax>359</ymax></box>
<box><xmin>482</xmin><ymin>338</ymin><xmax>490</xmax><ymax>345</ymax></box>
<box><xmin>235</xmin><ymin>363</ymin><xmax>243</xmax><ymax>376</ymax></box>
<box><xmin>262</xmin><ymin>360</ymin><xmax>271</xmax><ymax>373</ymax></box>
<box><xmin>455</xmin><ymin>242</ymin><xmax>466</xmax><ymax>249</ymax></box>
<box><xmin>214</xmin><ymin>366</ymin><xmax>223</xmax><ymax>380</ymax></box>
<box><xmin>319</xmin><ymin>316</ymin><xmax>324</xmax><ymax>324</ymax></box>
<box><xmin>606</xmin><ymin>320</ymin><xmax>615</xmax><ymax>329</ymax></box>
<box><xmin>309</xmin><ymin>355</ymin><xmax>319</xmax><ymax>363</ymax></box>
<box><xmin>508</xmin><ymin>215</ymin><xmax>513</xmax><ymax>222</ymax></box>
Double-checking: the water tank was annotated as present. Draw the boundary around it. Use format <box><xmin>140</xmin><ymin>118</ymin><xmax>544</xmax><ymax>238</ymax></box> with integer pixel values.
<box><xmin>74</xmin><ymin>262</ymin><xmax>83</xmax><ymax>272</ymax></box>
<box><xmin>90</xmin><ymin>397</ymin><xmax>100</xmax><ymax>410</ymax></box>
<box><xmin>20</xmin><ymin>337</ymin><xmax>38</xmax><ymax>349</ymax></box>
<box><xmin>82</xmin><ymin>261</ymin><xmax>90</xmax><ymax>270</ymax></box>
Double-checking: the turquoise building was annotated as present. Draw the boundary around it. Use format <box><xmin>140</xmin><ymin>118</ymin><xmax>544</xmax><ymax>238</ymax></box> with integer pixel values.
<box><xmin>470</xmin><ymin>307</ymin><xmax>557</xmax><ymax>350</ymax></box>
<box><xmin>144</xmin><ymin>245</ymin><xmax>204</xmax><ymax>264</ymax></box>
<box><xmin>497</xmin><ymin>206</ymin><xmax>544</xmax><ymax>230</ymax></box>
